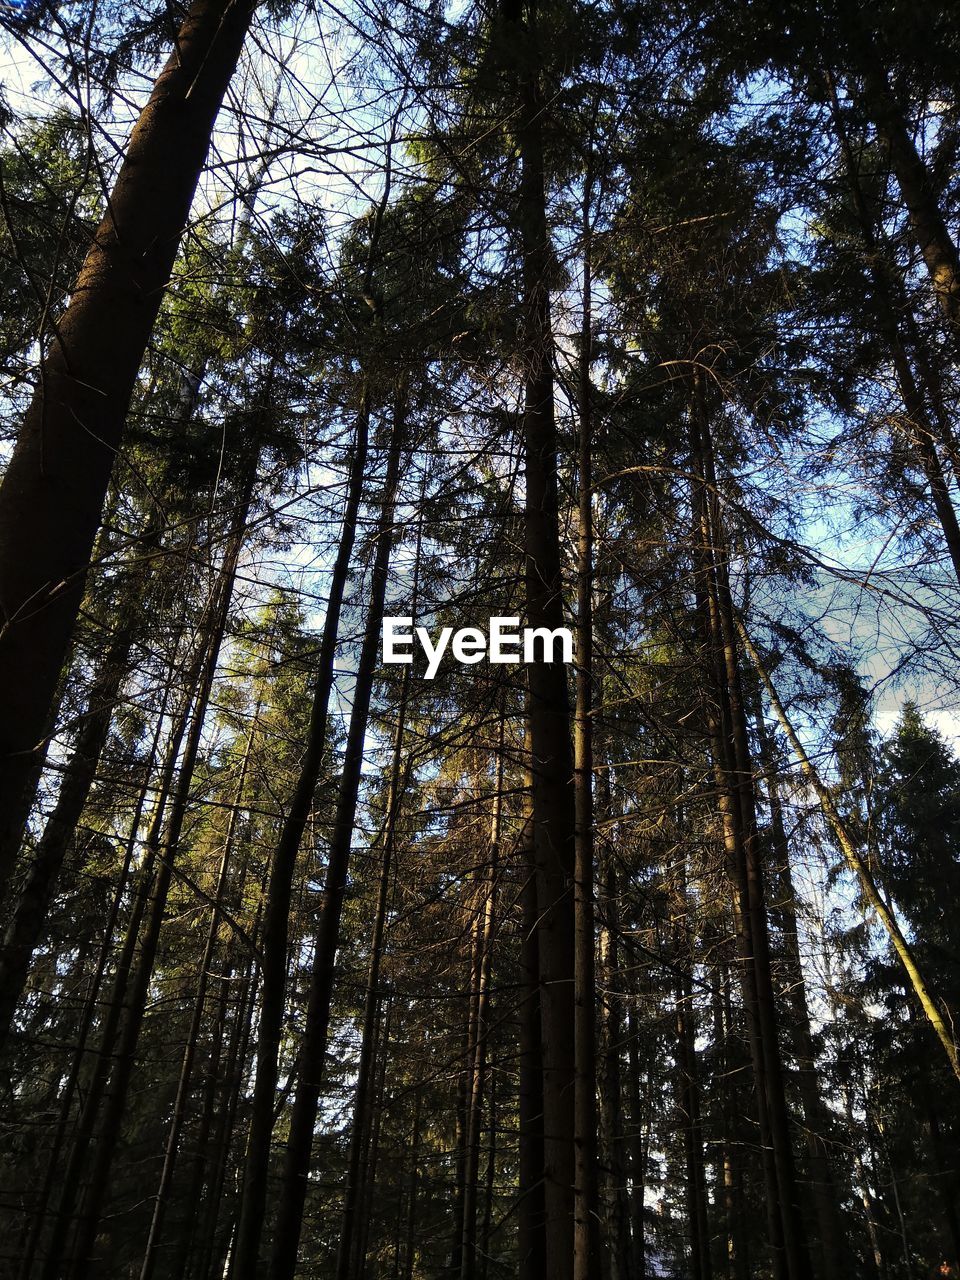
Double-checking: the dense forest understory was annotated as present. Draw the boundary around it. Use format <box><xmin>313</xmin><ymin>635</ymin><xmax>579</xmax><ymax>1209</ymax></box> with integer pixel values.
<box><xmin>1</xmin><ymin>0</ymin><xmax>960</xmax><ymax>1276</ymax></box>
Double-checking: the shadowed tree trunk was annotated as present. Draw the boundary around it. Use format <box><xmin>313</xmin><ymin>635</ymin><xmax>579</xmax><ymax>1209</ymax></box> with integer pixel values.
<box><xmin>750</xmin><ymin>693</ymin><xmax>850</xmax><ymax>1280</ymax></box>
<box><xmin>15</xmin><ymin>645</ymin><xmax>178</xmax><ymax>1280</ymax></box>
<box><xmin>500</xmin><ymin>4</ymin><xmax>578</xmax><ymax>1275</ymax></box>
<box><xmin>37</xmin><ymin>548</ymin><xmax>233</xmax><ymax>1280</ymax></box>
<box><xmin>66</xmin><ymin>482</ymin><xmax>253</xmax><ymax>1280</ymax></box>
<box><xmin>827</xmin><ymin>73</ymin><xmax>960</xmax><ymax>586</ymax></box>
<box><xmin>230</xmin><ymin>390</ymin><xmax>370</xmax><ymax>1276</ymax></box>
<box><xmin>138</xmin><ymin>704</ymin><xmax>259</xmax><ymax>1280</ymax></box>
<box><xmin>336</xmin><ymin>660</ymin><xmax>413</xmax><ymax>1280</ymax></box>
<box><xmin>673</xmin><ymin>856</ymin><xmax>712</xmax><ymax>1280</ymax></box>
<box><xmin>260</xmin><ymin>388</ymin><xmax>407</xmax><ymax>1280</ymax></box>
<box><xmin>517</xmin><ymin>779</ymin><xmax>547</xmax><ymax>1280</ymax></box>
<box><xmin>573</xmin><ymin>172</ymin><xmax>601</xmax><ymax>1280</ymax></box>
<box><xmin>0</xmin><ymin>607</ymin><xmax>136</xmax><ymax>1050</ymax></box>
<box><xmin>690</xmin><ymin>389</ymin><xmax>810</xmax><ymax>1280</ymax></box>
<box><xmin>0</xmin><ymin>0</ymin><xmax>258</xmax><ymax>897</ymax></box>
<box><xmin>460</xmin><ymin>735</ymin><xmax>502</xmax><ymax>1280</ymax></box>
<box><xmin>626</xmin><ymin>1002</ymin><xmax>648</xmax><ymax>1280</ymax></box>
<box><xmin>853</xmin><ymin>45</ymin><xmax>960</xmax><ymax>349</ymax></box>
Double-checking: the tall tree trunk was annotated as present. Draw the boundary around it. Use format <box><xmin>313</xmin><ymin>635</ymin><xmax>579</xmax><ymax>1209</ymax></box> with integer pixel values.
<box><xmin>356</xmin><ymin>1000</ymin><xmax>392</xmax><ymax>1275</ymax></box>
<box><xmin>479</xmin><ymin>1064</ymin><xmax>498</xmax><ymax>1280</ymax></box>
<box><xmin>37</xmin><ymin>555</ymin><xmax>227</xmax><ymax>1280</ymax></box>
<box><xmin>336</xmin><ymin>662</ymin><xmax>412</xmax><ymax>1280</ymax></box>
<box><xmin>751</xmin><ymin>695</ymin><xmax>850</xmax><ymax>1280</ymax></box>
<box><xmin>711</xmin><ymin>950</ymin><xmax>749</xmax><ymax>1280</ymax></box>
<box><xmin>0</xmin><ymin>0</ymin><xmax>257</xmax><ymax>897</ymax></box>
<box><xmin>673</xmin><ymin>856</ymin><xmax>712</xmax><ymax>1280</ymax></box>
<box><xmin>193</xmin><ymin>902</ymin><xmax>263</xmax><ymax>1280</ymax></box>
<box><xmin>737</xmin><ymin>620</ymin><xmax>960</xmax><ymax>1081</ymax></box>
<box><xmin>853</xmin><ymin>47</ymin><xmax>960</xmax><ymax>348</ymax></box>
<box><xmin>138</xmin><ymin>705</ymin><xmax>259</xmax><ymax>1280</ymax></box>
<box><xmin>500</xmin><ymin>5</ymin><xmax>578</xmax><ymax>1275</ymax></box>
<box><xmin>230</xmin><ymin>390</ymin><xmax>370</xmax><ymax>1275</ymax></box>
<box><xmin>403</xmin><ymin>1090</ymin><xmax>423</xmax><ymax>1280</ymax></box>
<box><xmin>573</xmin><ymin>178</ymin><xmax>601</xmax><ymax>1280</ymax></box>
<box><xmin>66</xmin><ymin>486</ymin><xmax>251</xmax><ymax>1280</ymax></box>
<box><xmin>16</xmin><ymin>628</ymin><xmax>179</xmax><ymax>1280</ymax></box>
<box><xmin>625</xmin><ymin>1002</ymin><xmax>648</xmax><ymax>1280</ymax></box>
<box><xmin>0</xmin><ymin>608</ymin><xmax>135</xmax><ymax>1049</ymax></box>
<box><xmin>261</xmin><ymin>389</ymin><xmax>406</xmax><ymax>1280</ymax></box>
<box><xmin>690</xmin><ymin>394</ymin><xmax>810</xmax><ymax>1280</ymax></box>
<box><xmin>460</xmin><ymin>738</ymin><xmax>502</xmax><ymax>1280</ymax></box>
<box><xmin>827</xmin><ymin>73</ymin><xmax>960</xmax><ymax>585</ymax></box>
<box><xmin>597</xmin><ymin>858</ymin><xmax>631</xmax><ymax>1280</ymax></box>
<box><xmin>517</xmin><ymin>787</ymin><xmax>547</xmax><ymax>1280</ymax></box>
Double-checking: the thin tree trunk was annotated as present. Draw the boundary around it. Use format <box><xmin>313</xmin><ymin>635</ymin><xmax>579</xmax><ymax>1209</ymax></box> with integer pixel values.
<box><xmin>356</xmin><ymin>1000</ymin><xmax>392</xmax><ymax>1277</ymax></box>
<box><xmin>737</xmin><ymin>619</ymin><xmax>960</xmax><ymax>1081</ymax></box>
<box><xmin>460</xmin><ymin>738</ymin><xmax>502</xmax><ymax>1280</ymax></box>
<box><xmin>138</xmin><ymin>705</ymin><xmax>259</xmax><ymax>1280</ymax></box>
<box><xmin>573</xmin><ymin>176</ymin><xmax>601</xmax><ymax>1280</ymax></box>
<box><xmin>336</xmin><ymin>662</ymin><xmax>412</xmax><ymax>1280</ymax></box>
<box><xmin>690</xmin><ymin>395</ymin><xmax>810</xmax><ymax>1280</ymax></box>
<box><xmin>0</xmin><ymin>609</ymin><xmax>135</xmax><ymax>1049</ymax></box>
<box><xmin>403</xmin><ymin>1089</ymin><xmax>423</xmax><ymax>1280</ymax></box>
<box><xmin>230</xmin><ymin>391</ymin><xmax>370</xmax><ymax>1276</ymax></box>
<box><xmin>15</xmin><ymin>656</ymin><xmax>174</xmax><ymax>1280</ymax></box>
<box><xmin>673</xmin><ymin>859</ymin><xmax>712</xmax><ymax>1280</ymax></box>
<box><xmin>711</xmin><ymin>951</ymin><xmax>749</xmax><ymax>1280</ymax></box>
<box><xmin>517</xmin><ymin>786</ymin><xmax>547</xmax><ymax>1280</ymax></box>
<box><xmin>37</xmin><ymin>564</ymin><xmax>224</xmax><ymax>1280</ymax></box>
<box><xmin>64</xmin><ymin>487</ymin><xmax>251</xmax><ymax>1280</ymax></box>
<box><xmin>625</xmin><ymin>1003</ymin><xmax>648</xmax><ymax>1280</ymax></box>
<box><xmin>597</xmin><ymin>858</ymin><xmax>631</xmax><ymax>1280</ymax></box>
<box><xmin>263</xmin><ymin>388</ymin><xmax>407</xmax><ymax>1280</ymax></box>
<box><xmin>0</xmin><ymin>0</ymin><xmax>257</xmax><ymax>896</ymax></box>
<box><xmin>194</xmin><ymin>903</ymin><xmax>263</xmax><ymax>1280</ymax></box>
<box><xmin>479</xmin><ymin>1063</ymin><xmax>498</xmax><ymax>1280</ymax></box>
<box><xmin>751</xmin><ymin>696</ymin><xmax>849</xmax><ymax>1280</ymax></box>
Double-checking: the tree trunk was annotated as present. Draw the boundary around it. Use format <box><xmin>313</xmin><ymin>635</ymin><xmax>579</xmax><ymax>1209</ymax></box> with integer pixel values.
<box><xmin>403</xmin><ymin>1089</ymin><xmax>423</xmax><ymax>1280</ymax></box>
<box><xmin>855</xmin><ymin>50</ymin><xmax>960</xmax><ymax>348</ymax></box>
<box><xmin>230</xmin><ymin>391</ymin><xmax>370</xmax><ymax>1275</ymax></box>
<box><xmin>597</xmin><ymin>858</ymin><xmax>631</xmax><ymax>1280</ymax></box>
<box><xmin>517</xmin><ymin>787</ymin><xmax>547</xmax><ymax>1280</ymax></box>
<box><xmin>15</xmin><ymin>655</ymin><xmax>175</xmax><ymax>1280</ymax></box>
<box><xmin>673</xmin><ymin>873</ymin><xmax>712</xmax><ymax>1280</ymax></box>
<box><xmin>460</xmin><ymin>738</ymin><xmax>502</xmax><ymax>1280</ymax></box>
<box><xmin>0</xmin><ymin>608</ymin><xmax>136</xmax><ymax>1049</ymax></box>
<box><xmin>138</xmin><ymin>705</ymin><xmax>259</xmax><ymax>1280</ymax></box>
<box><xmin>336</xmin><ymin>663</ymin><xmax>412</xmax><ymax>1280</ymax></box>
<box><xmin>625</xmin><ymin>1003</ymin><xmax>648</xmax><ymax>1280</ymax></box>
<box><xmin>193</xmin><ymin>903</ymin><xmax>263</xmax><ymax>1280</ymax></box>
<box><xmin>500</xmin><ymin>4</ymin><xmax>578</xmax><ymax>1274</ymax></box>
<box><xmin>67</xmin><ymin>488</ymin><xmax>250</xmax><ymax>1280</ymax></box>
<box><xmin>37</xmin><ymin>566</ymin><xmax>224</xmax><ymax>1280</ymax></box>
<box><xmin>737</xmin><ymin>620</ymin><xmax>960</xmax><ymax>1081</ymax></box>
<box><xmin>573</xmin><ymin>180</ymin><xmax>601</xmax><ymax>1280</ymax></box>
<box><xmin>751</xmin><ymin>697</ymin><xmax>850</xmax><ymax>1280</ymax></box>
<box><xmin>0</xmin><ymin>0</ymin><xmax>257</xmax><ymax>898</ymax></box>
<box><xmin>690</xmin><ymin>394</ymin><xmax>810</xmax><ymax>1280</ymax></box>
<box><xmin>261</xmin><ymin>388</ymin><xmax>407</xmax><ymax>1280</ymax></box>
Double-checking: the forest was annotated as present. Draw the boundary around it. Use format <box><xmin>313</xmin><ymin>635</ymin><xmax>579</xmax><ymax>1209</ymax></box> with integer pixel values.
<box><xmin>1</xmin><ymin>0</ymin><xmax>960</xmax><ymax>1276</ymax></box>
